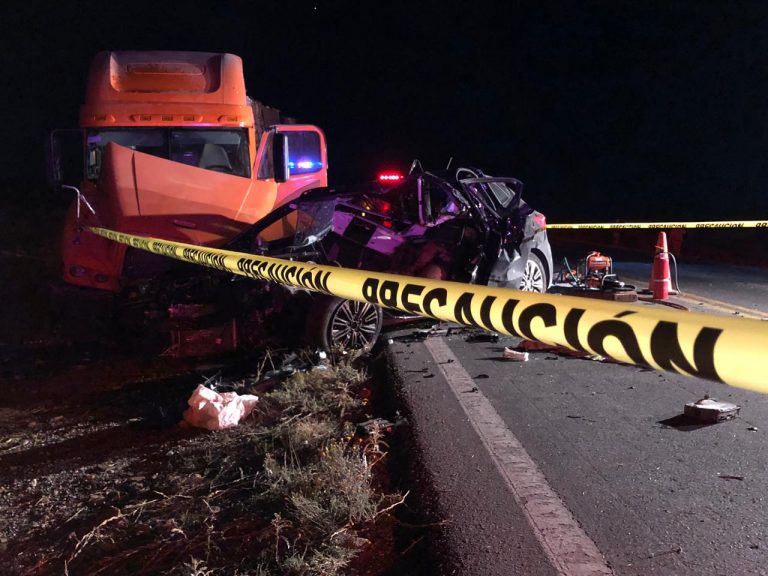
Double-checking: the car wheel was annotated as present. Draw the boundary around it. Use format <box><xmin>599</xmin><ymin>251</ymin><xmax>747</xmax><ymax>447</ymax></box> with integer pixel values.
<box><xmin>519</xmin><ymin>253</ymin><xmax>547</xmax><ymax>292</ymax></box>
<box><xmin>305</xmin><ymin>295</ymin><xmax>383</xmax><ymax>352</ymax></box>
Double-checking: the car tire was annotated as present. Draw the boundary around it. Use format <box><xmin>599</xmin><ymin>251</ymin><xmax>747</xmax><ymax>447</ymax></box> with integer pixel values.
<box><xmin>305</xmin><ymin>295</ymin><xmax>383</xmax><ymax>352</ymax></box>
<box><xmin>519</xmin><ymin>252</ymin><xmax>548</xmax><ymax>292</ymax></box>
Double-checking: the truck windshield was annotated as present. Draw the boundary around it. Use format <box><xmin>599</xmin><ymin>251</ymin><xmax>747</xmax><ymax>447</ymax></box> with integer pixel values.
<box><xmin>85</xmin><ymin>128</ymin><xmax>250</xmax><ymax>180</ymax></box>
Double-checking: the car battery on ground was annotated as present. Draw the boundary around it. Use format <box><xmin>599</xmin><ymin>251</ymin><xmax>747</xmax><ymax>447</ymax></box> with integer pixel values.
<box><xmin>684</xmin><ymin>396</ymin><xmax>741</xmax><ymax>423</ymax></box>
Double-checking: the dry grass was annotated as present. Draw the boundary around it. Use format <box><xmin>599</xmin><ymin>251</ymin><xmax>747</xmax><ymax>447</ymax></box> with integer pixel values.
<box><xmin>47</xmin><ymin>351</ymin><xmax>401</xmax><ymax>576</ymax></box>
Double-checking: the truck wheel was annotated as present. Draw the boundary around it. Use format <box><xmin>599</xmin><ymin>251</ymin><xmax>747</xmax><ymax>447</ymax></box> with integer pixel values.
<box><xmin>305</xmin><ymin>295</ymin><xmax>383</xmax><ymax>352</ymax></box>
<box><xmin>519</xmin><ymin>253</ymin><xmax>547</xmax><ymax>292</ymax></box>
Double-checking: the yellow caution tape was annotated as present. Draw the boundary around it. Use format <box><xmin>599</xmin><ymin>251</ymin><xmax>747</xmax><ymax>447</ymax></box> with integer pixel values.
<box><xmin>548</xmin><ymin>220</ymin><xmax>768</xmax><ymax>229</ymax></box>
<box><xmin>90</xmin><ymin>226</ymin><xmax>768</xmax><ymax>394</ymax></box>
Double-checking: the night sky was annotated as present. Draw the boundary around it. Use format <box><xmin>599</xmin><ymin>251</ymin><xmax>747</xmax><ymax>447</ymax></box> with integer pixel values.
<box><xmin>3</xmin><ymin>0</ymin><xmax>768</xmax><ymax>222</ymax></box>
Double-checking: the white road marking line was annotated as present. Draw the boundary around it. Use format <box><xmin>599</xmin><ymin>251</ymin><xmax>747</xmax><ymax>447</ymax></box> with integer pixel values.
<box><xmin>424</xmin><ymin>337</ymin><xmax>614</xmax><ymax>576</ymax></box>
<box><xmin>671</xmin><ymin>291</ymin><xmax>767</xmax><ymax>319</ymax></box>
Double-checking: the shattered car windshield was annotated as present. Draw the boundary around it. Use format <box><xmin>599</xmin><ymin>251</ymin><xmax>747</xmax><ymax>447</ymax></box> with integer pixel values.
<box><xmin>293</xmin><ymin>198</ymin><xmax>336</xmax><ymax>246</ymax></box>
<box><xmin>253</xmin><ymin>197</ymin><xmax>336</xmax><ymax>253</ymax></box>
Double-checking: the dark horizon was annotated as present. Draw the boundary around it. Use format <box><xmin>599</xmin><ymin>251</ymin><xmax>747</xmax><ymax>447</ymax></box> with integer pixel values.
<box><xmin>3</xmin><ymin>0</ymin><xmax>768</xmax><ymax>223</ymax></box>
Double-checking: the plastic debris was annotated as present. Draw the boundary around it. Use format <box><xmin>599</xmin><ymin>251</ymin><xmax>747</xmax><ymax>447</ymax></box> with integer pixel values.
<box><xmin>502</xmin><ymin>347</ymin><xmax>529</xmax><ymax>362</ymax></box>
<box><xmin>415</xmin><ymin>326</ymin><xmax>449</xmax><ymax>338</ymax></box>
<box><xmin>357</xmin><ymin>418</ymin><xmax>397</xmax><ymax>436</ymax></box>
<box><xmin>684</xmin><ymin>396</ymin><xmax>740</xmax><ymax>423</ymax></box>
<box><xmin>182</xmin><ymin>384</ymin><xmax>259</xmax><ymax>430</ymax></box>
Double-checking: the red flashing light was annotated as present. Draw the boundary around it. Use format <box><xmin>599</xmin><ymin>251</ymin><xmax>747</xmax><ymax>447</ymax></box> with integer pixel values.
<box><xmin>383</xmin><ymin>220</ymin><xmax>393</xmax><ymax>229</ymax></box>
<box><xmin>378</xmin><ymin>172</ymin><xmax>404</xmax><ymax>182</ymax></box>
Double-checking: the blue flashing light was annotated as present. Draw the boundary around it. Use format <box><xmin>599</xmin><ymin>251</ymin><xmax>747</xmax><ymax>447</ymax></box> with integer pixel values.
<box><xmin>287</xmin><ymin>158</ymin><xmax>322</xmax><ymax>173</ymax></box>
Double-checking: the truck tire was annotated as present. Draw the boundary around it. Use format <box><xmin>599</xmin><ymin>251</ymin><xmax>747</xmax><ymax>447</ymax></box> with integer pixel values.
<box><xmin>305</xmin><ymin>295</ymin><xmax>383</xmax><ymax>353</ymax></box>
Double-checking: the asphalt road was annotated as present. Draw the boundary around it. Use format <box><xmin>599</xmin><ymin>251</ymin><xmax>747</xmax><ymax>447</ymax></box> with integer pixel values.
<box><xmin>614</xmin><ymin>261</ymin><xmax>768</xmax><ymax>318</ymax></box>
<box><xmin>387</xmin><ymin>263</ymin><xmax>768</xmax><ymax>575</ymax></box>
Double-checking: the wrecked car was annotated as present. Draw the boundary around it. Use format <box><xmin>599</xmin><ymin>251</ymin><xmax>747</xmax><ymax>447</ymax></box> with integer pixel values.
<box><xmin>120</xmin><ymin>165</ymin><xmax>552</xmax><ymax>353</ymax></box>
<box><xmin>228</xmin><ymin>164</ymin><xmax>553</xmax><ymax>349</ymax></box>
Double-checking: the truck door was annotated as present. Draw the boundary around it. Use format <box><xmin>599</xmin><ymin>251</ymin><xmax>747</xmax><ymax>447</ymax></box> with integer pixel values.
<box><xmin>254</xmin><ymin>125</ymin><xmax>328</xmax><ymax>208</ymax></box>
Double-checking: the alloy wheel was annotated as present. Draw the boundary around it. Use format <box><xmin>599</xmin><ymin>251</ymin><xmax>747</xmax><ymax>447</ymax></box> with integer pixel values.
<box><xmin>520</xmin><ymin>257</ymin><xmax>546</xmax><ymax>292</ymax></box>
<box><xmin>329</xmin><ymin>300</ymin><xmax>382</xmax><ymax>350</ymax></box>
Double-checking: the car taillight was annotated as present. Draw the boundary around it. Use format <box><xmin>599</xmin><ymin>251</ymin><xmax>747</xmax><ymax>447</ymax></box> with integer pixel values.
<box><xmin>535</xmin><ymin>213</ymin><xmax>547</xmax><ymax>230</ymax></box>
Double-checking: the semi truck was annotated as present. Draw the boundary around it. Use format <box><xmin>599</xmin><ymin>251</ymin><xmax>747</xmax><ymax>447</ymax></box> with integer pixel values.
<box><xmin>48</xmin><ymin>50</ymin><xmax>328</xmax><ymax>292</ymax></box>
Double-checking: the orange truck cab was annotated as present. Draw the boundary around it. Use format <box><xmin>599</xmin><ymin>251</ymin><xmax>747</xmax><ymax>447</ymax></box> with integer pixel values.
<box><xmin>48</xmin><ymin>51</ymin><xmax>327</xmax><ymax>292</ymax></box>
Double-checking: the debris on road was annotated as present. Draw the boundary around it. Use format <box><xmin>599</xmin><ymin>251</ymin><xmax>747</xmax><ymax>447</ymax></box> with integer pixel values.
<box><xmin>683</xmin><ymin>396</ymin><xmax>740</xmax><ymax>423</ymax></box>
<box><xmin>414</xmin><ymin>326</ymin><xmax>450</xmax><ymax>339</ymax></box>
<box><xmin>466</xmin><ymin>331</ymin><xmax>500</xmax><ymax>343</ymax></box>
<box><xmin>519</xmin><ymin>339</ymin><xmax>605</xmax><ymax>361</ymax></box>
<box><xmin>648</xmin><ymin>545</ymin><xmax>683</xmax><ymax>558</ymax></box>
<box><xmin>182</xmin><ymin>384</ymin><xmax>259</xmax><ymax>430</ymax></box>
<box><xmin>502</xmin><ymin>347</ymin><xmax>529</xmax><ymax>362</ymax></box>
<box><xmin>717</xmin><ymin>474</ymin><xmax>745</xmax><ymax>481</ymax></box>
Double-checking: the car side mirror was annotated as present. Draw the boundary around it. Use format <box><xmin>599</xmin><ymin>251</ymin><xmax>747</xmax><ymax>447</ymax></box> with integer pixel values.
<box><xmin>273</xmin><ymin>132</ymin><xmax>290</xmax><ymax>183</ymax></box>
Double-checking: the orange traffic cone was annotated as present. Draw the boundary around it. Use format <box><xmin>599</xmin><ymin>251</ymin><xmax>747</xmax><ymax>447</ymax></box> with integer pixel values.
<box><xmin>648</xmin><ymin>232</ymin><xmax>671</xmax><ymax>300</ymax></box>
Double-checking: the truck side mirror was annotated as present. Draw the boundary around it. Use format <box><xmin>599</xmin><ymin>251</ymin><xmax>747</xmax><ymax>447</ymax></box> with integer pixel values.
<box><xmin>45</xmin><ymin>132</ymin><xmax>65</xmax><ymax>190</ymax></box>
<box><xmin>273</xmin><ymin>132</ymin><xmax>290</xmax><ymax>183</ymax></box>
<box><xmin>46</xmin><ymin>129</ymin><xmax>83</xmax><ymax>190</ymax></box>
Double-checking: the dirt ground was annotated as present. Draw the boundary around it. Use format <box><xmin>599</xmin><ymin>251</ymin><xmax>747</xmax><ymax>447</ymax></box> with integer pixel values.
<box><xmin>0</xmin><ymin>351</ymin><xmax>204</xmax><ymax>573</ymax></box>
<box><xmin>0</xmin><ymin>343</ymin><xmax>415</xmax><ymax>575</ymax></box>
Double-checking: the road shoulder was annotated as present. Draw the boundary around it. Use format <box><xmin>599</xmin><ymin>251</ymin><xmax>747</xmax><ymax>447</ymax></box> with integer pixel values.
<box><xmin>385</xmin><ymin>338</ymin><xmax>559</xmax><ymax>576</ymax></box>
